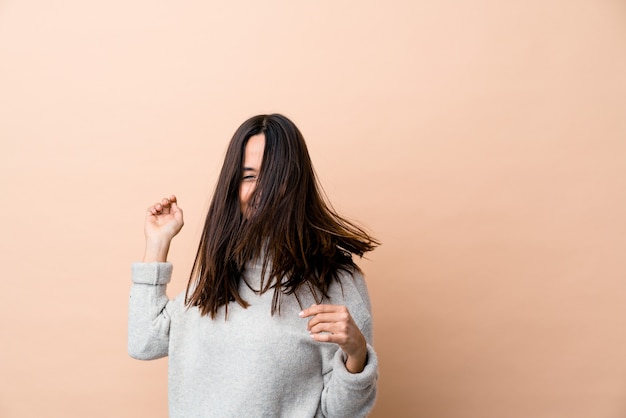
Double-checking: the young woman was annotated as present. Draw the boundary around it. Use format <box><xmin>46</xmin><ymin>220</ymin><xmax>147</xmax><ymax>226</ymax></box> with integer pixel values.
<box><xmin>128</xmin><ymin>113</ymin><xmax>379</xmax><ymax>417</ymax></box>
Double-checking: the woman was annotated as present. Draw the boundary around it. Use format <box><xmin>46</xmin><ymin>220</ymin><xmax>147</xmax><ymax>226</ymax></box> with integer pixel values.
<box><xmin>128</xmin><ymin>114</ymin><xmax>379</xmax><ymax>417</ymax></box>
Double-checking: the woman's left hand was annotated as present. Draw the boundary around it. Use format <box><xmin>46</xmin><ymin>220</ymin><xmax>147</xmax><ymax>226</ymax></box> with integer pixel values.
<box><xmin>299</xmin><ymin>304</ymin><xmax>368</xmax><ymax>373</ymax></box>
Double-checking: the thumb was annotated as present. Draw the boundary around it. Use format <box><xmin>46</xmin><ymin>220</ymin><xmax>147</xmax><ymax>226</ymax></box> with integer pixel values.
<box><xmin>172</xmin><ymin>202</ymin><xmax>184</xmax><ymax>220</ymax></box>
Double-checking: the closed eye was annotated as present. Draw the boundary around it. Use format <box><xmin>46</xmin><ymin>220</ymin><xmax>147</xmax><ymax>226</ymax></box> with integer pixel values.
<box><xmin>242</xmin><ymin>166</ymin><xmax>258</xmax><ymax>181</ymax></box>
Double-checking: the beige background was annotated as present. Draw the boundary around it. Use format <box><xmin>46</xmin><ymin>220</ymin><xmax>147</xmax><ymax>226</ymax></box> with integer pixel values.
<box><xmin>1</xmin><ymin>1</ymin><xmax>625</xmax><ymax>417</ymax></box>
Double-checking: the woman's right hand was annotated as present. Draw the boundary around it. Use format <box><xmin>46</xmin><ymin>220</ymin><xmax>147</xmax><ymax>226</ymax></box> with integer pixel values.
<box><xmin>143</xmin><ymin>195</ymin><xmax>184</xmax><ymax>262</ymax></box>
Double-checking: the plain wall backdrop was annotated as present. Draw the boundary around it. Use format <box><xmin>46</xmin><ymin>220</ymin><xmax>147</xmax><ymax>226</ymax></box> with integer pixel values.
<box><xmin>1</xmin><ymin>1</ymin><xmax>625</xmax><ymax>417</ymax></box>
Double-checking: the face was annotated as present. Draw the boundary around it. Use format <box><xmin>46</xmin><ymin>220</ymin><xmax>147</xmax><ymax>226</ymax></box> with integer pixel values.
<box><xmin>239</xmin><ymin>133</ymin><xmax>265</xmax><ymax>217</ymax></box>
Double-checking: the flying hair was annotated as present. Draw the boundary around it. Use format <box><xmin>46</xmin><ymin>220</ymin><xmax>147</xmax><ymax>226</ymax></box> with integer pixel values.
<box><xmin>185</xmin><ymin>114</ymin><xmax>379</xmax><ymax>318</ymax></box>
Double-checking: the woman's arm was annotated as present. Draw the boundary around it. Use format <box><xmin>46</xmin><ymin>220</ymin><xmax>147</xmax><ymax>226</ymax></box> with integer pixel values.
<box><xmin>299</xmin><ymin>272</ymin><xmax>379</xmax><ymax>417</ymax></box>
<box><xmin>300</xmin><ymin>304</ymin><xmax>369</xmax><ymax>373</ymax></box>
<box><xmin>128</xmin><ymin>262</ymin><xmax>174</xmax><ymax>360</ymax></box>
<box><xmin>127</xmin><ymin>196</ymin><xmax>184</xmax><ymax>360</ymax></box>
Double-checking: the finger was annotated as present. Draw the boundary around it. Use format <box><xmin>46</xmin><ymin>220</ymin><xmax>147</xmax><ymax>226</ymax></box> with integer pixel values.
<box><xmin>310</xmin><ymin>331</ymin><xmax>349</xmax><ymax>346</ymax></box>
<box><xmin>309</xmin><ymin>320</ymin><xmax>350</xmax><ymax>336</ymax></box>
<box><xmin>148</xmin><ymin>199</ymin><xmax>167</xmax><ymax>215</ymax></box>
<box><xmin>299</xmin><ymin>304</ymin><xmax>347</xmax><ymax>318</ymax></box>
<box><xmin>306</xmin><ymin>312</ymin><xmax>350</xmax><ymax>330</ymax></box>
<box><xmin>171</xmin><ymin>202</ymin><xmax>184</xmax><ymax>223</ymax></box>
<box><xmin>161</xmin><ymin>198</ymin><xmax>172</xmax><ymax>214</ymax></box>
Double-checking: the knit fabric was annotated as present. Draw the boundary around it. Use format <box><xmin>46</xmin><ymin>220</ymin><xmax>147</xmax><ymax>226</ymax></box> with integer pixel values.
<box><xmin>128</xmin><ymin>261</ymin><xmax>378</xmax><ymax>417</ymax></box>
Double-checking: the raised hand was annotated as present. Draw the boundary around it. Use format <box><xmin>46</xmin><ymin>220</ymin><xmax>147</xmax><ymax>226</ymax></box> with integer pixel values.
<box><xmin>299</xmin><ymin>304</ymin><xmax>368</xmax><ymax>373</ymax></box>
<box><xmin>143</xmin><ymin>195</ymin><xmax>184</xmax><ymax>262</ymax></box>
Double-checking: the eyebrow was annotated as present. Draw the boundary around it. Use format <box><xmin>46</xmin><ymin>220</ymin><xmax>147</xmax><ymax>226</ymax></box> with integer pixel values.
<box><xmin>243</xmin><ymin>167</ymin><xmax>257</xmax><ymax>172</ymax></box>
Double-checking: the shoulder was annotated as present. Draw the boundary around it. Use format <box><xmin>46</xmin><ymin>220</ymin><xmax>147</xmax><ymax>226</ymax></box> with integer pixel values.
<box><xmin>328</xmin><ymin>268</ymin><xmax>373</xmax><ymax>331</ymax></box>
<box><xmin>336</xmin><ymin>268</ymin><xmax>371</xmax><ymax>306</ymax></box>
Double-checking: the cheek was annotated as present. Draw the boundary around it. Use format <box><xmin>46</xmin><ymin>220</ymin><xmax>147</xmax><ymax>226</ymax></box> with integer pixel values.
<box><xmin>239</xmin><ymin>183</ymin><xmax>254</xmax><ymax>204</ymax></box>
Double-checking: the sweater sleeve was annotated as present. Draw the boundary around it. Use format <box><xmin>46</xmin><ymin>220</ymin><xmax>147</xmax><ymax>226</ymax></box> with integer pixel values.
<box><xmin>127</xmin><ymin>262</ymin><xmax>173</xmax><ymax>360</ymax></box>
<box><xmin>319</xmin><ymin>272</ymin><xmax>379</xmax><ymax>417</ymax></box>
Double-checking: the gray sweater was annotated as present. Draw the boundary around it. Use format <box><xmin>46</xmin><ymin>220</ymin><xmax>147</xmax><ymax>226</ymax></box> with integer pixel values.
<box><xmin>128</xmin><ymin>261</ymin><xmax>378</xmax><ymax>417</ymax></box>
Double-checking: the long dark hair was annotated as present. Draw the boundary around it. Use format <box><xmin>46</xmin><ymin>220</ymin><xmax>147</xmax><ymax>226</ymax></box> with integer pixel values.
<box><xmin>185</xmin><ymin>114</ymin><xmax>379</xmax><ymax>318</ymax></box>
